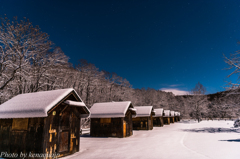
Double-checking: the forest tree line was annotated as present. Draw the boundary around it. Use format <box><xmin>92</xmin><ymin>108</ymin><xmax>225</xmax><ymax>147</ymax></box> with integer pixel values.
<box><xmin>0</xmin><ymin>17</ymin><xmax>239</xmax><ymax>120</ymax></box>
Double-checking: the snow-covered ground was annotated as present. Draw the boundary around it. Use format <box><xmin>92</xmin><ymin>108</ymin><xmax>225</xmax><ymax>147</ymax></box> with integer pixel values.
<box><xmin>63</xmin><ymin>120</ymin><xmax>240</xmax><ymax>159</ymax></box>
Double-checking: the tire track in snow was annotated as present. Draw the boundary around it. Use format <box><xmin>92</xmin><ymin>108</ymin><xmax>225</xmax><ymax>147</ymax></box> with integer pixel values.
<box><xmin>180</xmin><ymin>124</ymin><xmax>212</xmax><ymax>159</ymax></box>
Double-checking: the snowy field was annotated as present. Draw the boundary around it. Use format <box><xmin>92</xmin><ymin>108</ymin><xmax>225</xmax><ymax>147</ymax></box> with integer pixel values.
<box><xmin>63</xmin><ymin>120</ymin><xmax>240</xmax><ymax>159</ymax></box>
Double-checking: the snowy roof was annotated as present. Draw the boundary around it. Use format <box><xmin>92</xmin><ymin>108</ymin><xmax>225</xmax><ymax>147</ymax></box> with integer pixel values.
<box><xmin>174</xmin><ymin>112</ymin><xmax>181</xmax><ymax>116</ymax></box>
<box><xmin>163</xmin><ymin>110</ymin><xmax>170</xmax><ymax>117</ymax></box>
<box><xmin>90</xmin><ymin>101</ymin><xmax>134</xmax><ymax>118</ymax></box>
<box><xmin>134</xmin><ymin>106</ymin><xmax>154</xmax><ymax>117</ymax></box>
<box><xmin>154</xmin><ymin>108</ymin><xmax>164</xmax><ymax>117</ymax></box>
<box><xmin>170</xmin><ymin>111</ymin><xmax>175</xmax><ymax>116</ymax></box>
<box><xmin>0</xmin><ymin>88</ymin><xmax>90</xmax><ymax>119</ymax></box>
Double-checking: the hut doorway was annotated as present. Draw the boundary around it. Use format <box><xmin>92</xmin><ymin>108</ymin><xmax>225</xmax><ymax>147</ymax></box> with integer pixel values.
<box><xmin>124</xmin><ymin>111</ymin><xmax>132</xmax><ymax>137</ymax></box>
<box><xmin>59</xmin><ymin>109</ymin><xmax>71</xmax><ymax>153</ymax></box>
<box><xmin>58</xmin><ymin>107</ymin><xmax>80</xmax><ymax>154</ymax></box>
<box><xmin>69</xmin><ymin>112</ymin><xmax>80</xmax><ymax>153</ymax></box>
<box><xmin>123</xmin><ymin>121</ymin><xmax>126</xmax><ymax>137</ymax></box>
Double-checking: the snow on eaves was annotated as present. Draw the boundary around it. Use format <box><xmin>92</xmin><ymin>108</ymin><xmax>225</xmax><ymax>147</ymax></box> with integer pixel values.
<box><xmin>0</xmin><ymin>88</ymin><xmax>88</xmax><ymax>119</ymax></box>
<box><xmin>90</xmin><ymin>101</ymin><xmax>132</xmax><ymax>118</ymax></box>
<box><xmin>64</xmin><ymin>100</ymin><xmax>86</xmax><ymax>106</ymax></box>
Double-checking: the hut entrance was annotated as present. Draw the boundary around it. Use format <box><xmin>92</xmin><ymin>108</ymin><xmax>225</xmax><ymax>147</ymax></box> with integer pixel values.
<box><xmin>124</xmin><ymin>111</ymin><xmax>132</xmax><ymax>137</ymax></box>
<box><xmin>149</xmin><ymin>115</ymin><xmax>153</xmax><ymax>129</ymax></box>
<box><xmin>123</xmin><ymin>121</ymin><xmax>126</xmax><ymax>137</ymax></box>
<box><xmin>59</xmin><ymin>131</ymin><xmax>69</xmax><ymax>152</ymax></box>
<box><xmin>58</xmin><ymin>107</ymin><xmax>80</xmax><ymax>153</ymax></box>
<box><xmin>59</xmin><ymin>109</ymin><xmax>70</xmax><ymax>153</ymax></box>
<box><xmin>69</xmin><ymin>112</ymin><xmax>79</xmax><ymax>153</ymax></box>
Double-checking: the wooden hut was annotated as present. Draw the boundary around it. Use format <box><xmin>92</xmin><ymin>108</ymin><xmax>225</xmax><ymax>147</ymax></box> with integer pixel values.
<box><xmin>0</xmin><ymin>88</ymin><xmax>90</xmax><ymax>158</ymax></box>
<box><xmin>174</xmin><ymin>112</ymin><xmax>179</xmax><ymax>122</ymax></box>
<box><xmin>175</xmin><ymin>112</ymin><xmax>181</xmax><ymax>122</ymax></box>
<box><xmin>90</xmin><ymin>101</ymin><xmax>136</xmax><ymax>138</ymax></box>
<box><xmin>170</xmin><ymin>111</ymin><xmax>175</xmax><ymax>123</ymax></box>
<box><xmin>153</xmin><ymin>108</ymin><xmax>164</xmax><ymax>127</ymax></box>
<box><xmin>132</xmin><ymin>106</ymin><xmax>155</xmax><ymax>130</ymax></box>
<box><xmin>163</xmin><ymin>110</ymin><xmax>171</xmax><ymax>125</ymax></box>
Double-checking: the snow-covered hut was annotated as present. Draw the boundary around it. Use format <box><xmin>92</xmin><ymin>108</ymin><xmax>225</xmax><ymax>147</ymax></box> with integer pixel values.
<box><xmin>170</xmin><ymin>111</ymin><xmax>175</xmax><ymax>123</ymax></box>
<box><xmin>90</xmin><ymin>101</ymin><xmax>136</xmax><ymax>138</ymax></box>
<box><xmin>132</xmin><ymin>106</ymin><xmax>155</xmax><ymax>130</ymax></box>
<box><xmin>0</xmin><ymin>88</ymin><xmax>90</xmax><ymax>158</ymax></box>
<box><xmin>174</xmin><ymin>112</ymin><xmax>181</xmax><ymax>122</ymax></box>
<box><xmin>153</xmin><ymin>108</ymin><xmax>164</xmax><ymax>127</ymax></box>
<box><xmin>163</xmin><ymin>110</ymin><xmax>171</xmax><ymax>125</ymax></box>
<box><xmin>174</xmin><ymin>112</ymin><xmax>179</xmax><ymax>122</ymax></box>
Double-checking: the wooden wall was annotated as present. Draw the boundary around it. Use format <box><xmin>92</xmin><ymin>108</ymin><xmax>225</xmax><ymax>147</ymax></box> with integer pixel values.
<box><xmin>174</xmin><ymin>116</ymin><xmax>180</xmax><ymax>122</ymax></box>
<box><xmin>170</xmin><ymin>117</ymin><xmax>175</xmax><ymax>123</ymax></box>
<box><xmin>163</xmin><ymin>117</ymin><xmax>170</xmax><ymax>125</ymax></box>
<box><xmin>43</xmin><ymin>93</ymin><xmax>82</xmax><ymax>158</ymax></box>
<box><xmin>90</xmin><ymin>118</ymin><xmax>123</xmax><ymax>137</ymax></box>
<box><xmin>153</xmin><ymin>117</ymin><xmax>164</xmax><ymax>127</ymax></box>
<box><xmin>123</xmin><ymin>110</ymin><xmax>133</xmax><ymax>137</ymax></box>
<box><xmin>90</xmin><ymin>110</ymin><xmax>133</xmax><ymax>138</ymax></box>
<box><xmin>132</xmin><ymin>114</ymin><xmax>153</xmax><ymax>130</ymax></box>
<box><xmin>0</xmin><ymin>118</ymin><xmax>45</xmax><ymax>155</ymax></box>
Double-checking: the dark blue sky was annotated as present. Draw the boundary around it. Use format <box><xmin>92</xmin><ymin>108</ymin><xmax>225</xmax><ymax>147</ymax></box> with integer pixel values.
<box><xmin>1</xmin><ymin>0</ymin><xmax>240</xmax><ymax>94</ymax></box>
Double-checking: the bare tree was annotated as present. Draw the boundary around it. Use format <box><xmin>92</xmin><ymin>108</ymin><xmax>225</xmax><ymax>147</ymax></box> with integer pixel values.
<box><xmin>223</xmin><ymin>43</ymin><xmax>240</xmax><ymax>89</ymax></box>
<box><xmin>190</xmin><ymin>82</ymin><xmax>207</xmax><ymax>122</ymax></box>
<box><xmin>191</xmin><ymin>82</ymin><xmax>206</xmax><ymax>95</ymax></box>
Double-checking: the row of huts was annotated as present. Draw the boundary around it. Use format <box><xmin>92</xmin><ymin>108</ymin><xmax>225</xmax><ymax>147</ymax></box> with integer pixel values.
<box><xmin>0</xmin><ymin>88</ymin><xmax>180</xmax><ymax>158</ymax></box>
<box><xmin>90</xmin><ymin>102</ymin><xmax>180</xmax><ymax>138</ymax></box>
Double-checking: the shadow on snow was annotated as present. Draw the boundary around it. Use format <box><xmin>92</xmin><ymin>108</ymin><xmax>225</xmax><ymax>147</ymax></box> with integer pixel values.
<box><xmin>178</xmin><ymin>120</ymin><xmax>198</xmax><ymax>124</ymax></box>
<box><xmin>80</xmin><ymin>133</ymin><xmax>109</xmax><ymax>138</ymax></box>
<box><xmin>182</xmin><ymin>127</ymin><xmax>240</xmax><ymax>133</ymax></box>
<box><xmin>220</xmin><ymin>139</ymin><xmax>240</xmax><ymax>142</ymax></box>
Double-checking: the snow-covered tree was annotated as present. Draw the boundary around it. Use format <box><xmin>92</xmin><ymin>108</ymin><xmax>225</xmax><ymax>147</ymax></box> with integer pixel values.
<box><xmin>0</xmin><ymin>16</ymin><xmax>51</xmax><ymax>99</ymax></box>
<box><xmin>76</xmin><ymin>59</ymin><xmax>105</xmax><ymax>106</ymax></box>
<box><xmin>0</xmin><ymin>16</ymin><xmax>69</xmax><ymax>102</ymax></box>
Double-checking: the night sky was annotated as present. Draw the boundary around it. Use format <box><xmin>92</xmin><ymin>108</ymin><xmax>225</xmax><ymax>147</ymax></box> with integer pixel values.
<box><xmin>1</xmin><ymin>0</ymin><xmax>240</xmax><ymax>95</ymax></box>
